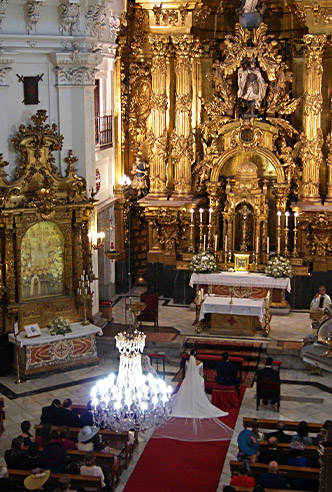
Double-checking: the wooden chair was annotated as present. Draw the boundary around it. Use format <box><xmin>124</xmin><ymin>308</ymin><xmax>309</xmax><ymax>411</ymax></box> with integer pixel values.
<box><xmin>256</xmin><ymin>379</ymin><xmax>280</xmax><ymax>411</ymax></box>
<box><xmin>137</xmin><ymin>293</ymin><xmax>159</xmax><ymax>331</ymax></box>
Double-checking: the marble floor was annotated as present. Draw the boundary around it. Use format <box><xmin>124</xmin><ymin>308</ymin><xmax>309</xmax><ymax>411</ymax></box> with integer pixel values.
<box><xmin>0</xmin><ymin>296</ymin><xmax>328</xmax><ymax>491</ymax></box>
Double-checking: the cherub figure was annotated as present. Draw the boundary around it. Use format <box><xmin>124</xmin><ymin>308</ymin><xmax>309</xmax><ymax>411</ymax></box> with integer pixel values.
<box><xmin>131</xmin><ymin>153</ymin><xmax>149</xmax><ymax>198</ymax></box>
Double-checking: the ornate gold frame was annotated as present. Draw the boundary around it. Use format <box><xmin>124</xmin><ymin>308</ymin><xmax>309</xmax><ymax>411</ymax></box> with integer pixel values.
<box><xmin>234</xmin><ymin>254</ymin><xmax>250</xmax><ymax>272</ymax></box>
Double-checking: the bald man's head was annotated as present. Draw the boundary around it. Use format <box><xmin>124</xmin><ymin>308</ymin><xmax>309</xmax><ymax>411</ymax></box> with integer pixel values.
<box><xmin>268</xmin><ymin>461</ymin><xmax>278</xmax><ymax>474</ymax></box>
<box><xmin>268</xmin><ymin>436</ymin><xmax>278</xmax><ymax>448</ymax></box>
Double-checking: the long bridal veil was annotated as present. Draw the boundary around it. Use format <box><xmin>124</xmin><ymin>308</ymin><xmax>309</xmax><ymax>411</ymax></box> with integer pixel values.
<box><xmin>152</xmin><ymin>356</ymin><xmax>234</xmax><ymax>442</ymax></box>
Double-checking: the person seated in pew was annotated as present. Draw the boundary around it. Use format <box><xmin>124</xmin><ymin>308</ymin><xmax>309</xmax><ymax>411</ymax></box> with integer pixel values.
<box><xmin>291</xmin><ymin>421</ymin><xmax>313</xmax><ymax>446</ymax></box>
<box><xmin>0</xmin><ymin>466</ymin><xmax>16</xmax><ymax>491</ymax></box>
<box><xmin>59</xmin><ymin>399</ymin><xmax>81</xmax><ymax>428</ymax></box>
<box><xmin>258</xmin><ymin>436</ymin><xmax>287</xmax><ymax>465</ymax></box>
<box><xmin>229</xmin><ymin>463</ymin><xmax>256</xmax><ymax>487</ymax></box>
<box><xmin>267</xmin><ymin>421</ymin><xmax>292</xmax><ymax>443</ymax></box>
<box><xmin>256</xmin><ymin>461</ymin><xmax>290</xmax><ymax>490</ymax></box>
<box><xmin>4</xmin><ymin>436</ymin><xmax>26</xmax><ymax>469</ymax></box>
<box><xmin>251</xmin><ymin>418</ymin><xmax>264</xmax><ymax>441</ymax></box>
<box><xmin>40</xmin><ymin>441</ymin><xmax>67</xmax><ymax>473</ymax></box>
<box><xmin>237</xmin><ymin>429</ymin><xmax>259</xmax><ymax>473</ymax></box>
<box><xmin>80</xmin><ymin>451</ymin><xmax>106</xmax><ymax>492</ymax></box>
<box><xmin>40</xmin><ymin>399</ymin><xmax>61</xmax><ymax>426</ymax></box>
<box><xmin>54</xmin><ymin>477</ymin><xmax>77</xmax><ymax>492</ymax></box>
<box><xmin>25</xmin><ymin>443</ymin><xmax>42</xmax><ymax>471</ymax></box>
<box><xmin>215</xmin><ymin>352</ymin><xmax>240</xmax><ymax>391</ymax></box>
<box><xmin>315</xmin><ymin>419</ymin><xmax>332</xmax><ymax>445</ymax></box>
<box><xmin>36</xmin><ymin>423</ymin><xmax>55</xmax><ymax>448</ymax></box>
<box><xmin>77</xmin><ymin>425</ymin><xmax>100</xmax><ymax>452</ymax></box>
<box><xmin>18</xmin><ymin>420</ymin><xmax>35</xmax><ymax>446</ymax></box>
<box><xmin>79</xmin><ymin>401</ymin><xmax>94</xmax><ymax>427</ymax></box>
<box><xmin>23</xmin><ymin>469</ymin><xmax>51</xmax><ymax>491</ymax></box>
<box><xmin>54</xmin><ymin>426</ymin><xmax>77</xmax><ymax>450</ymax></box>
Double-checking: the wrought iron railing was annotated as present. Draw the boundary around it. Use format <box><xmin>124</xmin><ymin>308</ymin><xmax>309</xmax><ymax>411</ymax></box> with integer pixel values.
<box><xmin>95</xmin><ymin>115</ymin><xmax>113</xmax><ymax>149</ymax></box>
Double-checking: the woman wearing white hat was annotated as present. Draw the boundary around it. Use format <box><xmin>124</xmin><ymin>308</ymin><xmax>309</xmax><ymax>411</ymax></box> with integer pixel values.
<box><xmin>77</xmin><ymin>426</ymin><xmax>99</xmax><ymax>452</ymax></box>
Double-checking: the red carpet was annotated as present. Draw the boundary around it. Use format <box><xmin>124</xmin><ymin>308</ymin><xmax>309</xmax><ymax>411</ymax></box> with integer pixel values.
<box><xmin>123</xmin><ymin>387</ymin><xmax>245</xmax><ymax>492</ymax></box>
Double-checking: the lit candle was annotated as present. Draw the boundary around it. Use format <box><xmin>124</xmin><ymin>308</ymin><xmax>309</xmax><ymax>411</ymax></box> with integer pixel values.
<box><xmin>203</xmin><ymin>234</ymin><xmax>206</xmax><ymax>251</ymax></box>
<box><xmin>83</xmin><ymin>270</ymin><xmax>85</xmax><ymax>276</ymax></box>
<box><xmin>209</xmin><ymin>208</ymin><xmax>213</xmax><ymax>224</ymax></box>
<box><xmin>256</xmin><ymin>236</ymin><xmax>259</xmax><ymax>253</ymax></box>
<box><xmin>285</xmin><ymin>211</ymin><xmax>289</xmax><ymax>227</ymax></box>
<box><xmin>199</xmin><ymin>208</ymin><xmax>203</xmax><ymax>223</ymax></box>
<box><xmin>214</xmin><ymin>234</ymin><xmax>218</xmax><ymax>252</ymax></box>
<box><xmin>225</xmin><ymin>235</ymin><xmax>228</xmax><ymax>252</ymax></box>
<box><xmin>81</xmin><ymin>275</ymin><xmax>84</xmax><ymax>280</ymax></box>
<box><xmin>294</xmin><ymin>212</ymin><xmax>298</xmax><ymax>227</ymax></box>
<box><xmin>266</xmin><ymin>236</ymin><xmax>270</xmax><ymax>254</ymax></box>
<box><xmin>190</xmin><ymin>208</ymin><xmax>194</xmax><ymax>223</ymax></box>
<box><xmin>277</xmin><ymin>211</ymin><xmax>282</xmax><ymax>226</ymax></box>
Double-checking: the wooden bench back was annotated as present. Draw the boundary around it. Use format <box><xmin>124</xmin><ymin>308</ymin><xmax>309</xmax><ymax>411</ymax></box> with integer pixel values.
<box><xmin>258</xmin><ymin>440</ymin><xmax>318</xmax><ymax>456</ymax></box>
<box><xmin>224</xmin><ymin>486</ymin><xmax>308</xmax><ymax>492</ymax></box>
<box><xmin>243</xmin><ymin>417</ymin><xmax>321</xmax><ymax>434</ymax></box>
<box><xmin>23</xmin><ymin>445</ymin><xmax>116</xmax><ymax>467</ymax></box>
<box><xmin>34</xmin><ymin>424</ymin><xmax>129</xmax><ymax>442</ymax></box>
<box><xmin>230</xmin><ymin>460</ymin><xmax>320</xmax><ymax>480</ymax></box>
<box><xmin>7</xmin><ymin>469</ymin><xmax>101</xmax><ymax>492</ymax></box>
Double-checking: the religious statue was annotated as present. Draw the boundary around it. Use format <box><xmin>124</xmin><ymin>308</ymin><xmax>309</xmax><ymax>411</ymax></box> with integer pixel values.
<box><xmin>131</xmin><ymin>154</ymin><xmax>149</xmax><ymax>198</ymax></box>
<box><xmin>237</xmin><ymin>59</ymin><xmax>267</xmax><ymax>114</ymax></box>
<box><xmin>237</xmin><ymin>0</ymin><xmax>266</xmax><ymax>30</ymax></box>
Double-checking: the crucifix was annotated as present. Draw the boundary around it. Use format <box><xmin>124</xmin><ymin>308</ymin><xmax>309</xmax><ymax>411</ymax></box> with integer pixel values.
<box><xmin>239</xmin><ymin>204</ymin><xmax>251</xmax><ymax>252</ymax></box>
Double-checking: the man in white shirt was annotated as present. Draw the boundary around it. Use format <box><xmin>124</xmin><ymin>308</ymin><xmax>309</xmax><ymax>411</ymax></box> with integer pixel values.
<box><xmin>311</xmin><ymin>286</ymin><xmax>332</xmax><ymax>311</ymax></box>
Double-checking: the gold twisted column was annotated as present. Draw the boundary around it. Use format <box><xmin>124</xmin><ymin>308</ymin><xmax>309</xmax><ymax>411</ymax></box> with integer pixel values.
<box><xmin>300</xmin><ymin>34</ymin><xmax>326</xmax><ymax>203</ymax></box>
<box><xmin>147</xmin><ymin>35</ymin><xmax>169</xmax><ymax>198</ymax></box>
<box><xmin>171</xmin><ymin>35</ymin><xmax>199</xmax><ymax>198</ymax></box>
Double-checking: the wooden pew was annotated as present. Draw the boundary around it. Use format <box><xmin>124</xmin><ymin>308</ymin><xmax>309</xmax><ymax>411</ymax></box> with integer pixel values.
<box><xmin>243</xmin><ymin>417</ymin><xmax>322</xmax><ymax>434</ymax></box>
<box><xmin>22</xmin><ymin>446</ymin><xmax>121</xmax><ymax>491</ymax></box>
<box><xmin>0</xmin><ymin>398</ymin><xmax>5</xmax><ymax>436</ymax></box>
<box><xmin>224</xmin><ymin>487</ymin><xmax>308</xmax><ymax>492</ymax></box>
<box><xmin>230</xmin><ymin>460</ymin><xmax>320</xmax><ymax>480</ymax></box>
<box><xmin>7</xmin><ymin>469</ymin><xmax>101</xmax><ymax>492</ymax></box>
<box><xmin>258</xmin><ymin>440</ymin><xmax>318</xmax><ymax>456</ymax></box>
<box><xmin>34</xmin><ymin>424</ymin><xmax>135</xmax><ymax>469</ymax></box>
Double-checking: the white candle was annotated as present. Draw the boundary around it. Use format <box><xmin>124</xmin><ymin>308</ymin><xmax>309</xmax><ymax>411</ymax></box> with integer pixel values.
<box><xmin>285</xmin><ymin>211</ymin><xmax>289</xmax><ymax>227</ymax></box>
<box><xmin>83</xmin><ymin>270</ymin><xmax>85</xmax><ymax>276</ymax></box>
<box><xmin>190</xmin><ymin>208</ymin><xmax>194</xmax><ymax>223</ymax></box>
<box><xmin>256</xmin><ymin>236</ymin><xmax>259</xmax><ymax>253</ymax></box>
<box><xmin>277</xmin><ymin>211</ymin><xmax>282</xmax><ymax>226</ymax></box>
<box><xmin>214</xmin><ymin>234</ymin><xmax>218</xmax><ymax>252</ymax></box>
<box><xmin>78</xmin><ymin>288</ymin><xmax>81</xmax><ymax>295</ymax></box>
<box><xmin>209</xmin><ymin>208</ymin><xmax>213</xmax><ymax>224</ymax></box>
<box><xmin>199</xmin><ymin>208</ymin><xmax>203</xmax><ymax>223</ymax></box>
<box><xmin>81</xmin><ymin>275</ymin><xmax>84</xmax><ymax>280</ymax></box>
<box><xmin>277</xmin><ymin>237</ymin><xmax>281</xmax><ymax>252</ymax></box>
<box><xmin>294</xmin><ymin>212</ymin><xmax>298</xmax><ymax>227</ymax></box>
<box><xmin>203</xmin><ymin>234</ymin><xmax>206</xmax><ymax>251</ymax></box>
<box><xmin>225</xmin><ymin>235</ymin><xmax>228</xmax><ymax>252</ymax></box>
<box><xmin>266</xmin><ymin>236</ymin><xmax>270</xmax><ymax>254</ymax></box>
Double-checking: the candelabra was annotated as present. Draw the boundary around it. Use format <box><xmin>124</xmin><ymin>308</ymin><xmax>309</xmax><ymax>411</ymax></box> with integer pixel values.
<box><xmin>188</xmin><ymin>223</ymin><xmax>195</xmax><ymax>253</ymax></box>
<box><xmin>199</xmin><ymin>222</ymin><xmax>204</xmax><ymax>251</ymax></box>
<box><xmin>207</xmin><ymin>223</ymin><xmax>212</xmax><ymax>251</ymax></box>
<box><xmin>78</xmin><ymin>271</ymin><xmax>91</xmax><ymax>326</ymax></box>
<box><xmin>283</xmin><ymin>212</ymin><xmax>290</xmax><ymax>257</ymax></box>
<box><xmin>277</xmin><ymin>211</ymin><xmax>282</xmax><ymax>255</ymax></box>
<box><xmin>292</xmin><ymin>212</ymin><xmax>299</xmax><ymax>257</ymax></box>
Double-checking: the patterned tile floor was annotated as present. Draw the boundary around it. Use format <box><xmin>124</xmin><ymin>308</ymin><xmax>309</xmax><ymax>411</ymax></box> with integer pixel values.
<box><xmin>0</xmin><ymin>293</ymin><xmax>328</xmax><ymax>491</ymax></box>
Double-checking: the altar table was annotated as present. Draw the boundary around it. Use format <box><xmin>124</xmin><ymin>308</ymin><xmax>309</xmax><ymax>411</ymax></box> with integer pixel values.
<box><xmin>8</xmin><ymin>323</ymin><xmax>102</xmax><ymax>379</ymax></box>
<box><xmin>199</xmin><ymin>296</ymin><xmax>266</xmax><ymax>335</ymax></box>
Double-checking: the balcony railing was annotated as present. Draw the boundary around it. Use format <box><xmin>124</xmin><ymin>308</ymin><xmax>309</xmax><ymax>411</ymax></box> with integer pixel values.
<box><xmin>95</xmin><ymin>115</ymin><xmax>113</xmax><ymax>149</ymax></box>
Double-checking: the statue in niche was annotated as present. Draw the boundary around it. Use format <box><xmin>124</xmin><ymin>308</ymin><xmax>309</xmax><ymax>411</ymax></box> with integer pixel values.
<box><xmin>237</xmin><ymin>0</ymin><xmax>266</xmax><ymax>30</ymax></box>
<box><xmin>238</xmin><ymin>58</ymin><xmax>267</xmax><ymax>114</ymax></box>
<box><xmin>131</xmin><ymin>153</ymin><xmax>149</xmax><ymax>198</ymax></box>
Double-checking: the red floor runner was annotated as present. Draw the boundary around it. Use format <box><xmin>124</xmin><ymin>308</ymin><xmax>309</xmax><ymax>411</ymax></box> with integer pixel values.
<box><xmin>124</xmin><ymin>387</ymin><xmax>245</xmax><ymax>492</ymax></box>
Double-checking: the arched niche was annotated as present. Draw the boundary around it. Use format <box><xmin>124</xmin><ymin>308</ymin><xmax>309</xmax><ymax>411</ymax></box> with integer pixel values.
<box><xmin>21</xmin><ymin>221</ymin><xmax>65</xmax><ymax>300</ymax></box>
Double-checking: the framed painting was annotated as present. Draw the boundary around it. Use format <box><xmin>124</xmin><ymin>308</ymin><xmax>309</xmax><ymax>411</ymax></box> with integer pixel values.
<box><xmin>24</xmin><ymin>323</ymin><xmax>41</xmax><ymax>338</ymax></box>
<box><xmin>234</xmin><ymin>254</ymin><xmax>250</xmax><ymax>272</ymax></box>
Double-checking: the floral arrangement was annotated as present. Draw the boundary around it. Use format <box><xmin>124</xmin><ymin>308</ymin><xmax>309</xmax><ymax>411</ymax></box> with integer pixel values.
<box><xmin>190</xmin><ymin>251</ymin><xmax>218</xmax><ymax>273</ymax></box>
<box><xmin>265</xmin><ymin>255</ymin><xmax>293</xmax><ymax>278</ymax></box>
<box><xmin>48</xmin><ymin>316</ymin><xmax>72</xmax><ymax>336</ymax></box>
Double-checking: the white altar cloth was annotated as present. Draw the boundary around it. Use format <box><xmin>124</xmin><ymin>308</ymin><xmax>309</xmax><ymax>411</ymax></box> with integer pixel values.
<box><xmin>8</xmin><ymin>322</ymin><xmax>102</xmax><ymax>348</ymax></box>
<box><xmin>190</xmin><ymin>272</ymin><xmax>291</xmax><ymax>292</ymax></box>
<box><xmin>199</xmin><ymin>296</ymin><xmax>265</xmax><ymax>322</ymax></box>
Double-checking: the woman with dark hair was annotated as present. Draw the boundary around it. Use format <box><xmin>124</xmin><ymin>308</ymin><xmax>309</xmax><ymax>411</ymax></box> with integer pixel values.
<box><xmin>55</xmin><ymin>426</ymin><xmax>76</xmax><ymax>450</ymax></box>
<box><xmin>315</xmin><ymin>419</ymin><xmax>332</xmax><ymax>445</ymax></box>
<box><xmin>80</xmin><ymin>452</ymin><xmax>105</xmax><ymax>491</ymax></box>
<box><xmin>4</xmin><ymin>437</ymin><xmax>26</xmax><ymax>469</ymax></box>
<box><xmin>36</xmin><ymin>423</ymin><xmax>53</xmax><ymax>447</ymax></box>
<box><xmin>18</xmin><ymin>420</ymin><xmax>35</xmax><ymax>446</ymax></box>
<box><xmin>291</xmin><ymin>421</ymin><xmax>313</xmax><ymax>445</ymax></box>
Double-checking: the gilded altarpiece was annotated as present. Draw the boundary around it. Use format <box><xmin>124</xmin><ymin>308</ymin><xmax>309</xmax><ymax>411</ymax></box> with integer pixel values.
<box><xmin>0</xmin><ymin>110</ymin><xmax>94</xmax><ymax>335</ymax></box>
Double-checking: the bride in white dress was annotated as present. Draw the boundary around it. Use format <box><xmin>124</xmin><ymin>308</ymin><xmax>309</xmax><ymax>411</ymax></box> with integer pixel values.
<box><xmin>153</xmin><ymin>349</ymin><xmax>233</xmax><ymax>442</ymax></box>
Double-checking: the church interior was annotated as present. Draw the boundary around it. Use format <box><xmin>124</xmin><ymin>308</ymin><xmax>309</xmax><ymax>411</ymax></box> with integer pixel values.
<box><xmin>1</xmin><ymin>0</ymin><xmax>332</xmax><ymax>491</ymax></box>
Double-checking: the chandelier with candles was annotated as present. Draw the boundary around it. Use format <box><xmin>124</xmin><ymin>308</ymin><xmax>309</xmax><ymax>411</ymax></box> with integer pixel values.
<box><xmin>90</xmin><ymin>328</ymin><xmax>173</xmax><ymax>432</ymax></box>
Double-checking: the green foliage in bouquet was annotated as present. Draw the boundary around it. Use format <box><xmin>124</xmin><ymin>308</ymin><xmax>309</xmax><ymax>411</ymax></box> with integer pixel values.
<box><xmin>265</xmin><ymin>255</ymin><xmax>293</xmax><ymax>278</ymax></box>
<box><xmin>190</xmin><ymin>251</ymin><xmax>218</xmax><ymax>273</ymax></box>
<box><xmin>48</xmin><ymin>316</ymin><xmax>72</xmax><ymax>336</ymax></box>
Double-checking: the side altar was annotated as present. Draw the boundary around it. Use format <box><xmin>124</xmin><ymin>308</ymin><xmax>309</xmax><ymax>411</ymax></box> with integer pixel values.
<box><xmin>9</xmin><ymin>323</ymin><xmax>102</xmax><ymax>380</ymax></box>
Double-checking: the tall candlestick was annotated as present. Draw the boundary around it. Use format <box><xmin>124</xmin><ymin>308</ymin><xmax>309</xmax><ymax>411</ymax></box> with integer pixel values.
<box><xmin>294</xmin><ymin>212</ymin><xmax>298</xmax><ymax>227</ymax></box>
<box><xmin>209</xmin><ymin>208</ymin><xmax>213</xmax><ymax>224</ymax></box>
<box><xmin>199</xmin><ymin>208</ymin><xmax>203</xmax><ymax>223</ymax></box>
<box><xmin>190</xmin><ymin>208</ymin><xmax>194</xmax><ymax>223</ymax></box>
<box><xmin>256</xmin><ymin>236</ymin><xmax>259</xmax><ymax>253</ymax></box>
<box><xmin>277</xmin><ymin>211</ymin><xmax>282</xmax><ymax>226</ymax></box>
<box><xmin>224</xmin><ymin>235</ymin><xmax>228</xmax><ymax>252</ymax></box>
<box><xmin>214</xmin><ymin>234</ymin><xmax>218</xmax><ymax>252</ymax></box>
<box><xmin>266</xmin><ymin>236</ymin><xmax>270</xmax><ymax>254</ymax></box>
<box><xmin>277</xmin><ymin>237</ymin><xmax>281</xmax><ymax>253</ymax></box>
<box><xmin>203</xmin><ymin>234</ymin><xmax>206</xmax><ymax>251</ymax></box>
<box><xmin>285</xmin><ymin>211</ymin><xmax>289</xmax><ymax>227</ymax></box>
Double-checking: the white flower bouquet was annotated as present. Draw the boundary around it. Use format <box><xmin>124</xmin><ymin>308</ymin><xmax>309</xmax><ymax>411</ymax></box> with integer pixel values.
<box><xmin>48</xmin><ymin>316</ymin><xmax>72</xmax><ymax>336</ymax></box>
<box><xmin>190</xmin><ymin>251</ymin><xmax>218</xmax><ymax>273</ymax></box>
<box><xmin>265</xmin><ymin>255</ymin><xmax>293</xmax><ymax>278</ymax></box>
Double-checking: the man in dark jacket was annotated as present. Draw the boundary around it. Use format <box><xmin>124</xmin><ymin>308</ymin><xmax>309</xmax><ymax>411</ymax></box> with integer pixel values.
<box><xmin>215</xmin><ymin>352</ymin><xmax>240</xmax><ymax>389</ymax></box>
<box><xmin>267</xmin><ymin>421</ymin><xmax>291</xmax><ymax>443</ymax></box>
<box><xmin>257</xmin><ymin>461</ymin><xmax>290</xmax><ymax>490</ymax></box>
<box><xmin>40</xmin><ymin>398</ymin><xmax>61</xmax><ymax>425</ymax></box>
<box><xmin>258</xmin><ymin>437</ymin><xmax>287</xmax><ymax>465</ymax></box>
<box><xmin>58</xmin><ymin>398</ymin><xmax>81</xmax><ymax>427</ymax></box>
<box><xmin>256</xmin><ymin>357</ymin><xmax>280</xmax><ymax>404</ymax></box>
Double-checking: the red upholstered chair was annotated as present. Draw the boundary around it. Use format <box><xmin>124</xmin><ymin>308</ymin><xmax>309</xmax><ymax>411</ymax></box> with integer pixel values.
<box><xmin>211</xmin><ymin>386</ymin><xmax>239</xmax><ymax>410</ymax></box>
<box><xmin>137</xmin><ymin>294</ymin><xmax>159</xmax><ymax>332</ymax></box>
<box><xmin>256</xmin><ymin>379</ymin><xmax>280</xmax><ymax>411</ymax></box>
